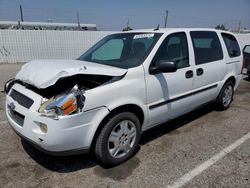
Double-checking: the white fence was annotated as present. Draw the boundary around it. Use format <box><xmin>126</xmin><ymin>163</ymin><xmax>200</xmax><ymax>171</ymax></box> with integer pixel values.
<box><xmin>0</xmin><ymin>30</ymin><xmax>249</xmax><ymax>63</ymax></box>
<box><xmin>0</xmin><ymin>30</ymin><xmax>113</xmax><ymax>63</ymax></box>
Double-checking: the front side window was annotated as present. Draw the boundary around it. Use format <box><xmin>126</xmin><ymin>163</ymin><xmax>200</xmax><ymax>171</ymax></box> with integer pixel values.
<box><xmin>191</xmin><ymin>31</ymin><xmax>223</xmax><ymax>65</ymax></box>
<box><xmin>152</xmin><ymin>32</ymin><xmax>189</xmax><ymax>69</ymax></box>
<box><xmin>221</xmin><ymin>33</ymin><xmax>241</xmax><ymax>58</ymax></box>
<box><xmin>78</xmin><ymin>33</ymin><xmax>162</xmax><ymax>69</ymax></box>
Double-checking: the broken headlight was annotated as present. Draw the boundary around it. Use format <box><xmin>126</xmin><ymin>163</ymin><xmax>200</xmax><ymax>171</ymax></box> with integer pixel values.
<box><xmin>4</xmin><ymin>79</ymin><xmax>15</xmax><ymax>94</ymax></box>
<box><xmin>38</xmin><ymin>86</ymin><xmax>85</xmax><ymax>119</ymax></box>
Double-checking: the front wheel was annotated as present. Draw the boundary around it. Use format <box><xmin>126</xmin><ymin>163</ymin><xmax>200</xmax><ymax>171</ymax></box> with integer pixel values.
<box><xmin>216</xmin><ymin>81</ymin><xmax>234</xmax><ymax>110</ymax></box>
<box><xmin>94</xmin><ymin>112</ymin><xmax>141</xmax><ymax>166</ymax></box>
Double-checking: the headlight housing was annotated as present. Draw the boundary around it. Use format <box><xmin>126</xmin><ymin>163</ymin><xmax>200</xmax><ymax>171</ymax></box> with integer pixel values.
<box><xmin>4</xmin><ymin>79</ymin><xmax>15</xmax><ymax>94</ymax></box>
<box><xmin>38</xmin><ymin>86</ymin><xmax>85</xmax><ymax>119</ymax></box>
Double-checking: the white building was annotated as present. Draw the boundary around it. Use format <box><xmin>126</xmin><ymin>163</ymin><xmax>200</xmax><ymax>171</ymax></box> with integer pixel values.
<box><xmin>0</xmin><ymin>21</ymin><xmax>97</xmax><ymax>31</ymax></box>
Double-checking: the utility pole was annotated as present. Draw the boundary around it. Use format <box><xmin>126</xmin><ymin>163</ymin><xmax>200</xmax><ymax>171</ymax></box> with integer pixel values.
<box><xmin>164</xmin><ymin>10</ymin><xmax>168</xmax><ymax>28</ymax></box>
<box><xmin>19</xmin><ymin>5</ymin><xmax>24</xmax><ymax>22</ymax></box>
<box><xmin>126</xmin><ymin>18</ymin><xmax>130</xmax><ymax>28</ymax></box>
<box><xmin>238</xmin><ymin>20</ymin><xmax>241</xmax><ymax>32</ymax></box>
<box><xmin>76</xmin><ymin>11</ymin><xmax>80</xmax><ymax>30</ymax></box>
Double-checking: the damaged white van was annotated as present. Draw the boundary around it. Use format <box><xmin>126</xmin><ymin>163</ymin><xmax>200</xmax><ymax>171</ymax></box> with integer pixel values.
<box><xmin>5</xmin><ymin>29</ymin><xmax>242</xmax><ymax>165</ymax></box>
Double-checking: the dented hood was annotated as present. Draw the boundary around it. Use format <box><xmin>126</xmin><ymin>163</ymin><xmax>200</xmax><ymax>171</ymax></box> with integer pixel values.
<box><xmin>15</xmin><ymin>59</ymin><xmax>127</xmax><ymax>88</ymax></box>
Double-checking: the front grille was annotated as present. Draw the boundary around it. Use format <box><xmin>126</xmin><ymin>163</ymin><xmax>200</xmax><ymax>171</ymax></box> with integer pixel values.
<box><xmin>9</xmin><ymin>89</ymin><xmax>34</xmax><ymax>109</ymax></box>
<box><xmin>9</xmin><ymin>110</ymin><xmax>25</xmax><ymax>127</ymax></box>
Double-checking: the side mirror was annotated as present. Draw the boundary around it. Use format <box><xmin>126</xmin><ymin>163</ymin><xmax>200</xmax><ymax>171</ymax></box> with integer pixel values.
<box><xmin>149</xmin><ymin>60</ymin><xmax>177</xmax><ymax>74</ymax></box>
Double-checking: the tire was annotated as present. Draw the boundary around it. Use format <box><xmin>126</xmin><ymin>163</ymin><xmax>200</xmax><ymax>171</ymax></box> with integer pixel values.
<box><xmin>94</xmin><ymin>112</ymin><xmax>141</xmax><ymax>166</ymax></box>
<box><xmin>216</xmin><ymin>81</ymin><xmax>234</xmax><ymax>110</ymax></box>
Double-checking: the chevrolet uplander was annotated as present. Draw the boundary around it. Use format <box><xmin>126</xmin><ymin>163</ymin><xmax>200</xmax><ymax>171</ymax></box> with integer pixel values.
<box><xmin>5</xmin><ymin>28</ymin><xmax>242</xmax><ymax>165</ymax></box>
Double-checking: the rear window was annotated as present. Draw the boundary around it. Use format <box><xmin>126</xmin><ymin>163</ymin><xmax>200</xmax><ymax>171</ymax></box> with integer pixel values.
<box><xmin>221</xmin><ymin>33</ymin><xmax>241</xmax><ymax>58</ymax></box>
<box><xmin>190</xmin><ymin>31</ymin><xmax>223</xmax><ymax>65</ymax></box>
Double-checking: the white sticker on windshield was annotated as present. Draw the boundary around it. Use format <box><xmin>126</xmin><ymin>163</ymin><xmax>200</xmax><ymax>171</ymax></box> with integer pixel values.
<box><xmin>133</xmin><ymin>33</ymin><xmax>154</xmax><ymax>39</ymax></box>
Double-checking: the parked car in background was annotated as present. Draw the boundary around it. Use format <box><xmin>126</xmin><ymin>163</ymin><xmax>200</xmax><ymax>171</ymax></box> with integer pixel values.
<box><xmin>5</xmin><ymin>28</ymin><xmax>242</xmax><ymax>166</ymax></box>
<box><xmin>242</xmin><ymin>45</ymin><xmax>250</xmax><ymax>79</ymax></box>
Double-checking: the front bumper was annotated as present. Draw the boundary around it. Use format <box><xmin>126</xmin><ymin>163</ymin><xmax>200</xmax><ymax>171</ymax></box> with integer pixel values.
<box><xmin>12</xmin><ymin>127</ymin><xmax>90</xmax><ymax>156</ymax></box>
<box><xmin>6</xmin><ymin>83</ymin><xmax>109</xmax><ymax>155</ymax></box>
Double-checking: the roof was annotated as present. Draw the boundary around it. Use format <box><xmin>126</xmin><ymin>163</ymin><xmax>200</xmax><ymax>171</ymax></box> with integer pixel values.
<box><xmin>124</xmin><ymin>28</ymin><xmax>234</xmax><ymax>34</ymax></box>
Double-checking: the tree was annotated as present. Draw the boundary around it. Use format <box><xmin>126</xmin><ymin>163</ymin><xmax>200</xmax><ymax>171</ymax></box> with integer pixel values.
<box><xmin>215</xmin><ymin>24</ymin><xmax>226</xmax><ymax>30</ymax></box>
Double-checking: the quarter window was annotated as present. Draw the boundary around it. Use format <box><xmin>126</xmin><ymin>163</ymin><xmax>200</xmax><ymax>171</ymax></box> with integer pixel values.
<box><xmin>191</xmin><ymin>31</ymin><xmax>223</xmax><ymax>65</ymax></box>
<box><xmin>221</xmin><ymin>33</ymin><xmax>241</xmax><ymax>57</ymax></box>
<box><xmin>152</xmin><ymin>32</ymin><xmax>189</xmax><ymax>69</ymax></box>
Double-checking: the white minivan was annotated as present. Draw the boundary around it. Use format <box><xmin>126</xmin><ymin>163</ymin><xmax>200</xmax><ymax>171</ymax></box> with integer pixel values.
<box><xmin>5</xmin><ymin>28</ymin><xmax>242</xmax><ymax>165</ymax></box>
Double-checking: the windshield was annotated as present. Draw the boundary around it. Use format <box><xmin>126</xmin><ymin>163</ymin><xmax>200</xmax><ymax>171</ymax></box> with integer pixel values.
<box><xmin>78</xmin><ymin>32</ymin><xmax>162</xmax><ymax>69</ymax></box>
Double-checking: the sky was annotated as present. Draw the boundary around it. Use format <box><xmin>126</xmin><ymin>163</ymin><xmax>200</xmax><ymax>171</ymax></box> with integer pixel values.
<box><xmin>0</xmin><ymin>0</ymin><xmax>249</xmax><ymax>31</ymax></box>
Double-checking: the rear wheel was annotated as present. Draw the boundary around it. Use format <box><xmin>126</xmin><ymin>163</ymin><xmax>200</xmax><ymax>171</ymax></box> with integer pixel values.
<box><xmin>216</xmin><ymin>81</ymin><xmax>234</xmax><ymax>110</ymax></box>
<box><xmin>94</xmin><ymin>112</ymin><xmax>141</xmax><ymax>166</ymax></box>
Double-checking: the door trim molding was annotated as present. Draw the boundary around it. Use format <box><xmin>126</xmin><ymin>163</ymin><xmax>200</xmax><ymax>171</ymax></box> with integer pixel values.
<box><xmin>149</xmin><ymin>84</ymin><xmax>218</xmax><ymax>110</ymax></box>
<box><xmin>226</xmin><ymin>60</ymin><xmax>240</xmax><ymax>64</ymax></box>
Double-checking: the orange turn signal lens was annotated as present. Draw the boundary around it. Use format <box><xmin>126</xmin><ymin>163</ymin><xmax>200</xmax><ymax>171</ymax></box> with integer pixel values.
<box><xmin>62</xmin><ymin>98</ymin><xmax>75</xmax><ymax>110</ymax></box>
<box><xmin>63</xmin><ymin>104</ymin><xmax>77</xmax><ymax>115</ymax></box>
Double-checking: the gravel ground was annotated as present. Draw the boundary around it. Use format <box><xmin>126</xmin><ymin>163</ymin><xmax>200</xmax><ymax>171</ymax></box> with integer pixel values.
<box><xmin>0</xmin><ymin>63</ymin><xmax>249</xmax><ymax>188</ymax></box>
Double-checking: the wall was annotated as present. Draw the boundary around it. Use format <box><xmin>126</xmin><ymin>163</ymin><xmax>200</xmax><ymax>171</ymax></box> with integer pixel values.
<box><xmin>0</xmin><ymin>30</ymin><xmax>114</xmax><ymax>63</ymax></box>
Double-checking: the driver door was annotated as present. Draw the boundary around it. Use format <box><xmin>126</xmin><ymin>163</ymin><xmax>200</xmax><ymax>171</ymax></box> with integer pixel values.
<box><xmin>145</xmin><ymin>32</ymin><xmax>194</xmax><ymax>128</ymax></box>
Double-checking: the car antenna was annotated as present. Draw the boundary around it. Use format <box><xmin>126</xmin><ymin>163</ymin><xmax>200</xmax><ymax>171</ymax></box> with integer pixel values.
<box><xmin>154</xmin><ymin>24</ymin><xmax>160</xmax><ymax>31</ymax></box>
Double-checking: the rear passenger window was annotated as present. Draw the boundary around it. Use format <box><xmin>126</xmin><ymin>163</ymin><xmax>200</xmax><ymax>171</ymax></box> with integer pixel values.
<box><xmin>191</xmin><ymin>31</ymin><xmax>223</xmax><ymax>65</ymax></box>
<box><xmin>221</xmin><ymin>33</ymin><xmax>241</xmax><ymax>57</ymax></box>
